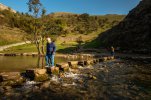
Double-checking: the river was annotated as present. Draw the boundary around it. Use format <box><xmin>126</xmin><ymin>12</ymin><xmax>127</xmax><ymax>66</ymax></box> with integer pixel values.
<box><xmin>0</xmin><ymin>56</ymin><xmax>79</xmax><ymax>72</ymax></box>
<box><xmin>0</xmin><ymin>56</ymin><xmax>151</xmax><ymax>99</ymax></box>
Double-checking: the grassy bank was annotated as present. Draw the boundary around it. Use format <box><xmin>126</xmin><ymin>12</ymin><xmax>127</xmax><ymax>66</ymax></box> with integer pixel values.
<box><xmin>0</xmin><ymin>29</ymin><xmax>104</xmax><ymax>53</ymax></box>
<box><xmin>0</xmin><ymin>42</ymin><xmax>77</xmax><ymax>53</ymax></box>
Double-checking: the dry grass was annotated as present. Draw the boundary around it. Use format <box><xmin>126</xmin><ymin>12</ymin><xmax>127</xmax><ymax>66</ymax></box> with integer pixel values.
<box><xmin>0</xmin><ymin>26</ymin><xmax>27</xmax><ymax>46</ymax></box>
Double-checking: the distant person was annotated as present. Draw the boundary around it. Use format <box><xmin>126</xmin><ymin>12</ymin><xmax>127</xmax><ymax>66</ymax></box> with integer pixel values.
<box><xmin>45</xmin><ymin>37</ymin><xmax>56</xmax><ymax>68</ymax></box>
<box><xmin>111</xmin><ymin>46</ymin><xmax>115</xmax><ymax>56</ymax></box>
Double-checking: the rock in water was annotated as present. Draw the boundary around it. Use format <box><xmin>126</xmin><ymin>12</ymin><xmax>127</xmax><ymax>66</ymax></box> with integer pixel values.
<box><xmin>0</xmin><ymin>75</ymin><xmax>3</xmax><ymax>82</ymax></box>
<box><xmin>68</xmin><ymin>61</ymin><xmax>78</xmax><ymax>67</ymax></box>
<box><xmin>26</xmin><ymin>68</ymin><xmax>48</xmax><ymax>82</ymax></box>
<box><xmin>56</xmin><ymin>63</ymin><xmax>69</xmax><ymax>72</ymax></box>
<box><xmin>0</xmin><ymin>72</ymin><xmax>24</xmax><ymax>86</ymax></box>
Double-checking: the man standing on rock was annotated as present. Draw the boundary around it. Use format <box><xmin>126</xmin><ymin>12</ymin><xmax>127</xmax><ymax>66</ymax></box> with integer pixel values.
<box><xmin>45</xmin><ymin>37</ymin><xmax>56</xmax><ymax>68</ymax></box>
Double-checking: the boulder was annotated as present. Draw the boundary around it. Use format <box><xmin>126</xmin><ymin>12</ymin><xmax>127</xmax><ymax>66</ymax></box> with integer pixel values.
<box><xmin>32</xmin><ymin>53</ymin><xmax>38</xmax><ymax>57</ymax></box>
<box><xmin>26</xmin><ymin>53</ymin><xmax>32</xmax><ymax>56</ymax></box>
<box><xmin>56</xmin><ymin>63</ymin><xmax>68</xmax><ymax>68</ymax></box>
<box><xmin>0</xmin><ymin>72</ymin><xmax>21</xmax><ymax>81</ymax></box>
<box><xmin>34</xmin><ymin>74</ymin><xmax>48</xmax><ymax>82</ymax></box>
<box><xmin>26</xmin><ymin>68</ymin><xmax>48</xmax><ymax>81</ymax></box>
<box><xmin>107</xmin><ymin>56</ymin><xmax>114</xmax><ymax>60</ymax></box>
<box><xmin>68</xmin><ymin>61</ymin><xmax>78</xmax><ymax>67</ymax></box>
<box><xmin>20</xmin><ymin>53</ymin><xmax>27</xmax><ymax>56</ymax></box>
<box><xmin>110</xmin><ymin>56</ymin><xmax>115</xmax><ymax>60</ymax></box>
<box><xmin>0</xmin><ymin>72</ymin><xmax>24</xmax><ymax>86</ymax></box>
<box><xmin>0</xmin><ymin>86</ymin><xmax>4</xmax><ymax>94</ymax></box>
<box><xmin>99</xmin><ymin>57</ymin><xmax>108</xmax><ymax>62</ymax></box>
<box><xmin>107</xmin><ymin>56</ymin><xmax>111</xmax><ymax>60</ymax></box>
<box><xmin>84</xmin><ymin>60</ymin><xmax>93</xmax><ymax>65</ymax></box>
<box><xmin>103</xmin><ymin>57</ymin><xmax>108</xmax><ymax>61</ymax></box>
<box><xmin>49</xmin><ymin>67</ymin><xmax>60</xmax><ymax>75</ymax></box>
<box><xmin>26</xmin><ymin>68</ymin><xmax>46</xmax><ymax>75</ymax></box>
<box><xmin>16</xmin><ymin>53</ymin><xmax>21</xmax><ymax>56</ymax></box>
<box><xmin>59</xmin><ymin>72</ymin><xmax>65</xmax><ymax>78</ymax></box>
<box><xmin>78</xmin><ymin>61</ymin><xmax>85</xmax><ymax>67</ymax></box>
<box><xmin>40</xmin><ymin>81</ymin><xmax>50</xmax><ymax>89</ymax></box>
<box><xmin>0</xmin><ymin>75</ymin><xmax>3</xmax><ymax>82</ymax></box>
<box><xmin>68</xmin><ymin>61</ymin><xmax>79</xmax><ymax>69</ymax></box>
<box><xmin>56</xmin><ymin>63</ymin><xmax>69</xmax><ymax>72</ymax></box>
<box><xmin>93</xmin><ymin>59</ymin><xmax>99</xmax><ymax>64</ymax></box>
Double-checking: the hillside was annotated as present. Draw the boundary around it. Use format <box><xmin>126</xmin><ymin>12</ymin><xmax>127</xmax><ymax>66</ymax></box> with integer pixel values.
<box><xmin>42</xmin><ymin>12</ymin><xmax>125</xmax><ymax>36</ymax></box>
<box><xmin>0</xmin><ymin>3</ymin><xmax>125</xmax><ymax>51</ymax></box>
<box><xmin>0</xmin><ymin>3</ymin><xmax>16</xmax><ymax>13</ymax></box>
<box><xmin>0</xmin><ymin>3</ymin><xmax>29</xmax><ymax>46</ymax></box>
<box><xmin>0</xmin><ymin>26</ymin><xmax>28</xmax><ymax>46</ymax></box>
<box><xmin>98</xmin><ymin>0</ymin><xmax>151</xmax><ymax>52</ymax></box>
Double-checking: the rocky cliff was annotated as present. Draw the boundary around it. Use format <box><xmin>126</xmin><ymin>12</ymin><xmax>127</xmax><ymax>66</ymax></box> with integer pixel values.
<box><xmin>99</xmin><ymin>0</ymin><xmax>151</xmax><ymax>53</ymax></box>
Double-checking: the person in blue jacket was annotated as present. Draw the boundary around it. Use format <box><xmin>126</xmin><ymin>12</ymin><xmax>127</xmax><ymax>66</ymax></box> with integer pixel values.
<box><xmin>45</xmin><ymin>37</ymin><xmax>56</xmax><ymax>68</ymax></box>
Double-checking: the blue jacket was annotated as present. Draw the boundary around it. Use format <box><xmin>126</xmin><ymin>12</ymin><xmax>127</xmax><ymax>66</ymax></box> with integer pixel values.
<box><xmin>46</xmin><ymin>42</ymin><xmax>56</xmax><ymax>55</ymax></box>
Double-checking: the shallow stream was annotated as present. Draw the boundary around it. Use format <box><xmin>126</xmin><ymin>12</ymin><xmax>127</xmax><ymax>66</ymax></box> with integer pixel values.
<box><xmin>1</xmin><ymin>58</ymin><xmax>151</xmax><ymax>99</ymax></box>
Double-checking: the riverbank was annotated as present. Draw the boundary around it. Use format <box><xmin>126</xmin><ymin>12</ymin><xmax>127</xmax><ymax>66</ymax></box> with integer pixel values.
<box><xmin>0</xmin><ymin>52</ymin><xmax>151</xmax><ymax>63</ymax></box>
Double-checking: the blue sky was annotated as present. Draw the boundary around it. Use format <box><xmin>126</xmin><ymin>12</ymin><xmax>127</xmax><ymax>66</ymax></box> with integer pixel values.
<box><xmin>0</xmin><ymin>0</ymin><xmax>140</xmax><ymax>15</ymax></box>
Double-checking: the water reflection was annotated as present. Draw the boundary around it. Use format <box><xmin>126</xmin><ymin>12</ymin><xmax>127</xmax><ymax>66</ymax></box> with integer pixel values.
<box><xmin>0</xmin><ymin>55</ymin><xmax>90</xmax><ymax>72</ymax></box>
<box><xmin>0</xmin><ymin>56</ymin><xmax>67</xmax><ymax>72</ymax></box>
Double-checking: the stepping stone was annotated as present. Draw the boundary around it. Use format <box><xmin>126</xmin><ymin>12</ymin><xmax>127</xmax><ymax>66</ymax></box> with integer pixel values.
<box><xmin>68</xmin><ymin>61</ymin><xmax>78</xmax><ymax>69</ymax></box>
<box><xmin>93</xmin><ymin>59</ymin><xmax>99</xmax><ymax>64</ymax></box>
<box><xmin>99</xmin><ymin>57</ymin><xmax>108</xmax><ymax>62</ymax></box>
<box><xmin>68</xmin><ymin>61</ymin><xmax>78</xmax><ymax>66</ymax></box>
<box><xmin>84</xmin><ymin>60</ymin><xmax>94</xmax><ymax>65</ymax></box>
<box><xmin>0</xmin><ymin>75</ymin><xmax>3</xmax><ymax>82</ymax></box>
<box><xmin>47</xmin><ymin>67</ymin><xmax>60</xmax><ymax>75</ymax></box>
<box><xmin>56</xmin><ymin>63</ymin><xmax>69</xmax><ymax>72</ymax></box>
<box><xmin>26</xmin><ymin>68</ymin><xmax>48</xmax><ymax>81</ymax></box>
<box><xmin>4</xmin><ymin>54</ymin><xmax>16</xmax><ymax>56</ymax></box>
<box><xmin>78</xmin><ymin>61</ymin><xmax>85</xmax><ymax>67</ymax></box>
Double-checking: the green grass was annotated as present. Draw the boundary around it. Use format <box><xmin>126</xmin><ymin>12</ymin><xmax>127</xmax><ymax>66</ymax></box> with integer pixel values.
<box><xmin>0</xmin><ymin>42</ymin><xmax>77</xmax><ymax>53</ymax></box>
<box><xmin>0</xmin><ymin>28</ymin><xmax>106</xmax><ymax>53</ymax></box>
<box><xmin>0</xmin><ymin>30</ymin><xmax>102</xmax><ymax>54</ymax></box>
<box><xmin>1</xmin><ymin>44</ymin><xmax>37</xmax><ymax>53</ymax></box>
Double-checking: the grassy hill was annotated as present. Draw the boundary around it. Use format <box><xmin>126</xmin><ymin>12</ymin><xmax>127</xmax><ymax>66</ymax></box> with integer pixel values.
<box><xmin>43</xmin><ymin>12</ymin><xmax>125</xmax><ymax>35</ymax></box>
<box><xmin>0</xmin><ymin>3</ymin><xmax>125</xmax><ymax>53</ymax></box>
<box><xmin>96</xmin><ymin>0</ymin><xmax>151</xmax><ymax>53</ymax></box>
<box><xmin>0</xmin><ymin>26</ymin><xmax>27</xmax><ymax>46</ymax></box>
<box><xmin>0</xmin><ymin>7</ymin><xmax>32</xmax><ymax>46</ymax></box>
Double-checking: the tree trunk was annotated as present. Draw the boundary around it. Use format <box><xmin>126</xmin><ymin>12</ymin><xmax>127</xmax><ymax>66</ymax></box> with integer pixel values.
<box><xmin>41</xmin><ymin>36</ymin><xmax>45</xmax><ymax>55</ymax></box>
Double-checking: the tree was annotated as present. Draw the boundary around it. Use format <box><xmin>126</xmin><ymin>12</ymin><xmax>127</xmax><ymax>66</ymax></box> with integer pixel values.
<box><xmin>27</xmin><ymin>0</ymin><xmax>46</xmax><ymax>55</ymax></box>
<box><xmin>76</xmin><ymin>36</ymin><xmax>83</xmax><ymax>50</ymax></box>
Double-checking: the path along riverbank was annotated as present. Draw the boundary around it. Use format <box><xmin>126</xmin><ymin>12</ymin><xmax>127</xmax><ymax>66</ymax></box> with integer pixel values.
<box><xmin>0</xmin><ymin>41</ymin><xmax>31</xmax><ymax>51</ymax></box>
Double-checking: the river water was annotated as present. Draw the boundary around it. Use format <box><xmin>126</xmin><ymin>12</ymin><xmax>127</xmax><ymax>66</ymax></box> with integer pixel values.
<box><xmin>0</xmin><ymin>56</ymin><xmax>79</xmax><ymax>72</ymax></box>
<box><xmin>0</xmin><ymin>57</ymin><xmax>151</xmax><ymax>99</ymax></box>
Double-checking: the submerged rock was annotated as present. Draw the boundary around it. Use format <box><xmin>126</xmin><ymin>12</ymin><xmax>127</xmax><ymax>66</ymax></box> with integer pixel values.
<box><xmin>0</xmin><ymin>72</ymin><xmax>24</xmax><ymax>86</ymax></box>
